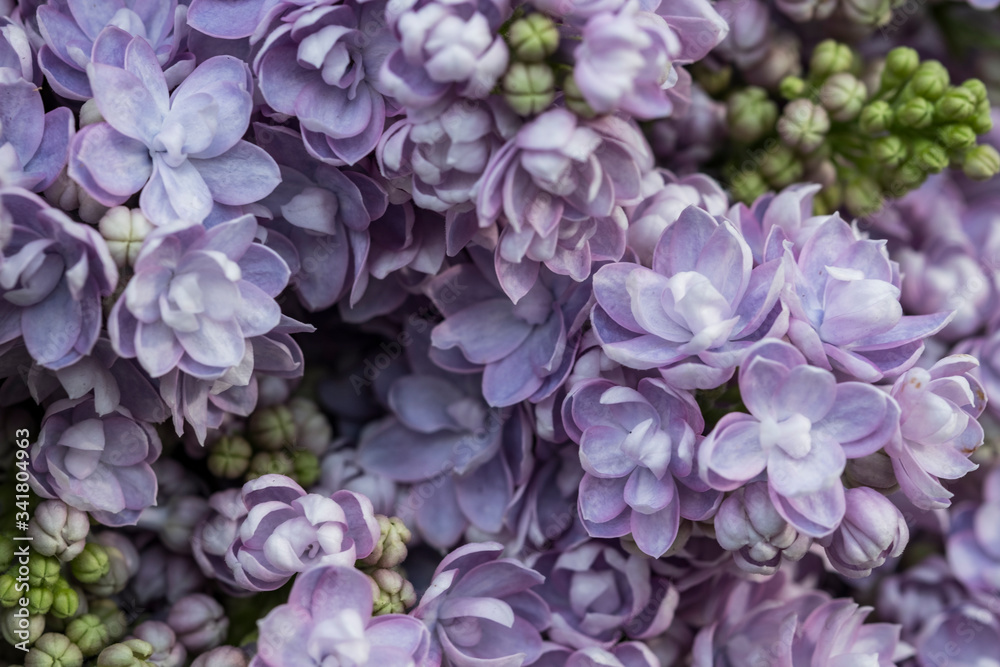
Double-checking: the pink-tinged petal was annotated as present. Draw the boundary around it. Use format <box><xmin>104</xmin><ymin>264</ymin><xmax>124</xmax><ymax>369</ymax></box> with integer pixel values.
<box><xmin>190</xmin><ymin>141</ymin><xmax>281</xmax><ymax>206</ymax></box>
<box><xmin>579</xmin><ymin>473</ymin><xmax>628</xmax><ymax>524</ymax></box>
<box><xmin>699</xmin><ymin>414</ymin><xmax>765</xmax><ymax>490</ymax></box>
<box><xmin>70</xmin><ymin>123</ymin><xmax>152</xmax><ymax>199</ymax></box>
<box><xmin>889</xmin><ymin>443</ymin><xmax>952</xmax><ymax>510</ymax></box>
<box><xmin>769</xmin><ymin>481</ymin><xmax>845</xmax><ymax>538</ymax></box>
<box><xmin>695</xmin><ymin>222</ymin><xmax>752</xmax><ymax>305</ymax></box>
<box><xmin>630</xmin><ymin>501</ymin><xmax>680</xmax><ymax>558</ymax></box>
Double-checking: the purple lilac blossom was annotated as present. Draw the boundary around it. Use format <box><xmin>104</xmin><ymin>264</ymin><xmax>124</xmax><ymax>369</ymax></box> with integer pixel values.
<box><xmin>0</xmin><ymin>18</ymin><xmax>35</xmax><ymax>83</ymax></box>
<box><xmin>252</xmin><ymin>565</ymin><xmax>431</xmax><ymax>667</ymax></box>
<box><xmin>912</xmin><ymin>603</ymin><xmax>1000</xmax><ymax>667</ymax></box>
<box><xmin>727</xmin><ymin>183</ymin><xmax>822</xmax><ymax>266</ymax></box>
<box><xmin>30</xmin><ymin>396</ymin><xmax>161</xmax><ymax>526</ymax></box>
<box><xmin>0</xmin><ymin>69</ymin><xmax>74</xmax><ymax>192</ymax></box>
<box><xmin>380</xmin><ymin>0</ymin><xmax>510</xmax><ymax>109</ymax></box>
<box><xmin>535</xmin><ymin>643</ymin><xmax>659</xmax><ymax>667</ymax></box>
<box><xmin>477</xmin><ymin>110</ymin><xmax>651</xmax><ymax>301</ymax></box>
<box><xmin>562</xmin><ymin>376</ymin><xmax>720</xmax><ymax>558</ymax></box>
<box><xmin>699</xmin><ymin>339</ymin><xmax>899</xmax><ymax>537</ymax></box>
<box><xmin>712</xmin><ymin>481</ymin><xmax>811</xmax><ymax>574</ymax></box>
<box><xmin>253</xmin><ymin>0</ymin><xmax>398</xmax><ymax>166</ymax></box>
<box><xmin>818</xmin><ymin>486</ymin><xmax>909</xmax><ymax>578</ymax></box>
<box><xmin>0</xmin><ymin>187</ymin><xmax>117</xmax><ymax>369</ymax></box>
<box><xmin>191</xmin><ymin>487</ymin><xmax>249</xmax><ymax>594</ymax></box>
<box><xmin>412</xmin><ymin>541</ymin><xmax>550</xmax><ymax>667</ymax></box>
<box><xmin>591</xmin><ymin>205</ymin><xmax>787</xmax><ymax>390</ymax></box>
<box><xmin>884</xmin><ymin>354</ymin><xmax>986</xmax><ymax>510</ymax></box>
<box><xmin>36</xmin><ymin>0</ymin><xmax>193</xmax><ymax>100</ymax></box>
<box><xmin>69</xmin><ymin>36</ymin><xmax>280</xmax><ymax>225</ymax></box>
<box><xmin>947</xmin><ymin>463</ymin><xmax>1000</xmax><ymax>594</ymax></box>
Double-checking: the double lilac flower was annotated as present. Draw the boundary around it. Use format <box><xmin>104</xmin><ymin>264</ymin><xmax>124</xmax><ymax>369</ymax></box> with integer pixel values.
<box><xmin>69</xmin><ymin>35</ymin><xmax>280</xmax><ymax>225</ymax></box>
<box><xmin>0</xmin><ymin>69</ymin><xmax>73</xmax><ymax>192</ymax></box>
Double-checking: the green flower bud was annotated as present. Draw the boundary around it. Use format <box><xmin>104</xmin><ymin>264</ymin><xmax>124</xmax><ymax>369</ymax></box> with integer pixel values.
<box><xmin>71</xmin><ymin>544</ymin><xmax>110</xmax><ymax>585</ymax></box>
<box><xmin>961</xmin><ymin>79</ymin><xmax>988</xmax><ymax>103</ymax></box>
<box><xmin>935</xmin><ymin>88</ymin><xmax>977</xmax><ymax>123</ymax></box>
<box><xmin>247</xmin><ymin>405</ymin><xmax>297</xmax><ymax>452</ymax></box>
<box><xmin>24</xmin><ymin>633</ymin><xmax>83</xmax><ymax>667</ymax></box>
<box><xmin>27</xmin><ymin>587</ymin><xmax>54</xmax><ymax>616</ymax></box>
<box><xmin>883</xmin><ymin>46</ymin><xmax>919</xmax><ymax>84</ymax></box>
<box><xmin>810</xmin><ymin>40</ymin><xmax>854</xmax><ymax>80</ymax></box>
<box><xmin>291</xmin><ymin>450</ymin><xmax>320</xmax><ymax>488</ymax></box>
<box><xmin>779</xmin><ymin>75</ymin><xmax>807</xmax><ymax>100</ymax></box>
<box><xmin>938</xmin><ymin>124</ymin><xmax>977</xmax><ymax>151</ymax></box>
<box><xmin>910</xmin><ymin>61</ymin><xmax>949</xmax><ymax>101</ymax></box>
<box><xmin>563</xmin><ymin>73</ymin><xmax>596</xmax><ymax>119</ymax></box>
<box><xmin>726</xmin><ymin>87</ymin><xmax>777</xmax><ymax>144</ymax></box>
<box><xmin>844</xmin><ymin>176</ymin><xmax>883</xmax><ymax>216</ymax></box>
<box><xmin>963</xmin><ymin>145</ymin><xmax>1000</xmax><ymax>181</ymax></box>
<box><xmin>246</xmin><ymin>451</ymin><xmax>293</xmax><ymax>481</ymax></box>
<box><xmin>507</xmin><ymin>13</ymin><xmax>559</xmax><ymax>63</ymax></box>
<box><xmin>760</xmin><ymin>145</ymin><xmax>803</xmax><ymax>188</ymax></box>
<box><xmin>88</xmin><ymin>600</ymin><xmax>128</xmax><ymax>641</ymax></box>
<box><xmin>819</xmin><ymin>73</ymin><xmax>867</xmax><ymax>122</ymax></box>
<box><xmin>840</xmin><ymin>0</ymin><xmax>891</xmax><ymax>27</ymax></box>
<box><xmin>912</xmin><ymin>139</ymin><xmax>948</xmax><ymax>173</ymax></box>
<box><xmin>2</xmin><ymin>607</ymin><xmax>45</xmax><ymax>646</ymax></box>
<box><xmin>970</xmin><ymin>104</ymin><xmax>993</xmax><ymax>135</ymax></box>
<box><xmin>287</xmin><ymin>397</ymin><xmax>333</xmax><ymax>455</ymax></box>
<box><xmin>49</xmin><ymin>582</ymin><xmax>80</xmax><ymax>620</ymax></box>
<box><xmin>859</xmin><ymin>101</ymin><xmax>893</xmax><ymax>134</ymax></box>
<box><xmin>895</xmin><ymin>97</ymin><xmax>934</xmax><ymax>129</ymax></box>
<box><xmin>0</xmin><ymin>573</ymin><xmax>18</xmax><ymax>607</ymax></box>
<box><xmin>691</xmin><ymin>63</ymin><xmax>732</xmax><ymax>96</ymax></box>
<box><xmin>728</xmin><ymin>169</ymin><xmax>768</xmax><ymax>204</ymax></box>
<box><xmin>873</xmin><ymin>135</ymin><xmax>907</xmax><ymax>167</ymax></box>
<box><xmin>502</xmin><ymin>62</ymin><xmax>555</xmax><ymax>116</ymax></box>
<box><xmin>27</xmin><ymin>554</ymin><xmax>61</xmax><ymax>590</ymax></box>
<box><xmin>65</xmin><ymin>614</ymin><xmax>110</xmax><ymax>657</ymax></box>
<box><xmin>893</xmin><ymin>159</ymin><xmax>929</xmax><ymax>190</ymax></box>
<box><xmin>95</xmin><ymin>640</ymin><xmax>154</xmax><ymax>667</ymax></box>
<box><xmin>369</xmin><ymin>569</ymin><xmax>417</xmax><ymax>616</ymax></box>
<box><xmin>359</xmin><ymin>516</ymin><xmax>412</xmax><ymax>569</ymax></box>
<box><xmin>777</xmin><ymin>99</ymin><xmax>830</xmax><ymax>154</ymax></box>
<box><xmin>207</xmin><ymin>435</ymin><xmax>252</xmax><ymax>480</ymax></box>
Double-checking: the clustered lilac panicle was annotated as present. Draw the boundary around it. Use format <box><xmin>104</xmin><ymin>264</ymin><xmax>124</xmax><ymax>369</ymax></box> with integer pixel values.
<box><xmin>5</xmin><ymin>0</ymin><xmax>1000</xmax><ymax>664</ymax></box>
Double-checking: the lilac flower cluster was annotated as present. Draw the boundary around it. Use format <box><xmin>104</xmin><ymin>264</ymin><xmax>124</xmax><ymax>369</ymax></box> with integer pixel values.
<box><xmin>3</xmin><ymin>0</ymin><xmax>1000</xmax><ymax>665</ymax></box>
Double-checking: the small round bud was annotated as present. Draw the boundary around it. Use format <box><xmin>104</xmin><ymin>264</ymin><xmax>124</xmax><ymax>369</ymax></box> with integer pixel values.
<box><xmin>935</xmin><ymin>88</ymin><xmax>977</xmax><ymax>123</ymax></box>
<box><xmin>840</xmin><ymin>0</ymin><xmax>891</xmax><ymax>26</ymax></box>
<box><xmin>207</xmin><ymin>435</ymin><xmax>252</xmax><ymax>479</ymax></box>
<box><xmin>28</xmin><ymin>554</ymin><xmax>62</xmax><ymax>589</ymax></box>
<box><xmin>369</xmin><ymin>569</ymin><xmax>417</xmax><ymax>616</ymax></box>
<box><xmin>961</xmin><ymin>79</ymin><xmax>988</xmax><ymax>103</ymax></box>
<box><xmin>2</xmin><ymin>607</ymin><xmax>45</xmax><ymax>646</ymax></box>
<box><xmin>89</xmin><ymin>600</ymin><xmax>129</xmax><ymax>641</ymax></box>
<box><xmin>873</xmin><ymin>135</ymin><xmax>907</xmax><ymax>167</ymax></box>
<box><xmin>246</xmin><ymin>451</ymin><xmax>293</xmax><ymax>480</ymax></box>
<box><xmin>813</xmin><ymin>181</ymin><xmax>843</xmax><ymax>215</ymax></box>
<box><xmin>25</xmin><ymin>633</ymin><xmax>84</xmax><ymax>667</ymax></box>
<box><xmin>507</xmin><ymin>13</ymin><xmax>559</xmax><ymax>63</ymax></box>
<box><xmin>291</xmin><ymin>450</ymin><xmax>321</xmax><ymax>487</ymax></box>
<box><xmin>910</xmin><ymin>61</ymin><xmax>949</xmax><ymax>101</ymax></box>
<box><xmin>883</xmin><ymin>46</ymin><xmax>919</xmax><ymax>88</ymax></box>
<box><xmin>78</xmin><ymin>189</ymin><xmax>110</xmax><ymax>224</ymax></box>
<box><xmin>191</xmin><ymin>646</ymin><xmax>249</xmax><ymax>667</ymax></box>
<box><xmin>728</xmin><ymin>169</ymin><xmax>768</xmax><ymax>204</ymax></box>
<box><xmin>562</xmin><ymin>73</ymin><xmax>596</xmax><ymax>119</ymax></box>
<box><xmin>970</xmin><ymin>105</ymin><xmax>993</xmax><ymax>135</ymax></box>
<box><xmin>167</xmin><ymin>594</ymin><xmax>228</xmax><ymax>653</ymax></box>
<box><xmin>131</xmin><ymin>620</ymin><xmax>186</xmax><ymax>667</ymax></box>
<box><xmin>895</xmin><ymin>97</ymin><xmax>934</xmax><ymax>130</ymax></box>
<box><xmin>99</xmin><ymin>207</ymin><xmax>154</xmax><ymax>269</ymax></box>
<box><xmin>819</xmin><ymin>73</ymin><xmax>867</xmax><ymax>122</ymax></box>
<box><xmin>82</xmin><ymin>544</ymin><xmax>133</xmax><ymax>597</ymax></box>
<box><xmin>912</xmin><ymin>139</ymin><xmax>949</xmax><ymax>173</ymax></box>
<box><xmin>247</xmin><ymin>405</ymin><xmax>297</xmax><ymax>452</ymax></box>
<box><xmin>66</xmin><ymin>614</ymin><xmax>110</xmax><ymax>657</ymax></box>
<box><xmin>71</xmin><ymin>544</ymin><xmax>111</xmax><ymax>584</ymax></box>
<box><xmin>777</xmin><ymin>99</ymin><xmax>829</xmax><ymax>154</ymax></box>
<box><xmin>27</xmin><ymin>587</ymin><xmax>54</xmax><ymax>616</ymax></box>
<box><xmin>810</xmin><ymin>40</ymin><xmax>854</xmax><ymax>80</ymax></box>
<box><xmin>286</xmin><ymin>398</ymin><xmax>333</xmax><ymax>455</ymax></box>
<box><xmin>963</xmin><ymin>145</ymin><xmax>1000</xmax><ymax>181</ymax></box>
<box><xmin>760</xmin><ymin>145</ymin><xmax>803</xmax><ymax>188</ymax></box>
<box><xmin>937</xmin><ymin>125</ymin><xmax>977</xmax><ymax>151</ymax></box>
<box><xmin>859</xmin><ymin>101</ymin><xmax>893</xmax><ymax>134</ymax></box>
<box><xmin>359</xmin><ymin>515</ymin><xmax>412</xmax><ymax>569</ymax></box>
<box><xmin>49</xmin><ymin>582</ymin><xmax>80</xmax><ymax>620</ymax></box>
<box><xmin>726</xmin><ymin>87</ymin><xmax>778</xmax><ymax>144</ymax></box>
<box><xmin>29</xmin><ymin>501</ymin><xmax>90</xmax><ymax>563</ymax></box>
<box><xmin>502</xmin><ymin>62</ymin><xmax>555</xmax><ymax>116</ymax></box>
<box><xmin>779</xmin><ymin>75</ymin><xmax>806</xmax><ymax>100</ymax></box>
<box><xmin>893</xmin><ymin>159</ymin><xmax>928</xmax><ymax>191</ymax></box>
<box><xmin>43</xmin><ymin>169</ymin><xmax>81</xmax><ymax>212</ymax></box>
<box><xmin>79</xmin><ymin>99</ymin><xmax>104</xmax><ymax>127</ymax></box>
<box><xmin>844</xmin><ymin>175</ymin><xmax>883</xmax><ymax>216</ymax></box>
<box><xmin>691</xmin><ymin>63</ymin><xmax>732</xmax><ymax>96</ymax></box>
<box><xmin>96</xmin><ymin>640</ymin><xmax>154</xmax><ymax>667</ymax></box>
<box><xmin>0</xmin><ymin>573</ymin><xmax>19</xmax><ymax>607</ymax></box>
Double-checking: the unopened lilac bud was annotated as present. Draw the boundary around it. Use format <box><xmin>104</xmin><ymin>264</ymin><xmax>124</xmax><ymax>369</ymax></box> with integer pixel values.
<box><xmin>910</xmin><ymin>61</ymin><xmax>949</xmax><ymax>100</ymax></box>
<box><xmin>246</xmin><ymin>451</ymin><xmax>293</xmax><ymax>480</ymax></box>
<box><xmin>778</xmin><ymin>99</ymin><xmax>829</xmax><ymax>153</ymax></box>
<box><xmin>715</xmin><ymin>483</ymin><xmax>811</xmax><ymax>574</ymax></box>
<box><xmin>95</xmin><ymin>640</ymin><xmax>154</xmax><ymax>667</ymax></box>
<box><xmin>359</xmin><ymin>515</ymin><xmax>412</xmax><ymax>569</ymax></box>
<box><xmin>873</xmin><ymin>135</ymin><xmax>907</xmax><ymax>167</ymax></box>
<box><xmin>840</xmin><ymin>0</ymin><xmax>891</xmax><ymax>26</ymax></box>
<box><xmin>760</xmin><ymin>145</ymin><xmax>803</xmax><ymax>188</ymax></box>
<box><xmin>912</xmin><ymin>139</ymin><xmax>948</xmax><ymax>173</ymax></box>
<box><xmin>131</xmin><ymin>621</ymin><xmax>185</xmax><ymax>667</ymax></box>
<box><xmin>810</xmin><ymin>40</ymin><xmax>854</xmax><ymax>79</ymax></box>
<box><xmin>25</xmin><ymin>633</ymin><xmax>83</xmax><ymax>667</ymax></box>
<box><xmin>291</xmin><ymin>450</ymin><xmax>321</xmax><ymax>487</ymax></box>
<box><xmin>49</xmin><ymin>582</ymin><xmax>80</xmax><ymax>620</ymax></box>
<box><xmin>29</xmin><ymin>501</ymin><xmax>90</xmax><ymax>563</ymax></box>
<box><xmin>859</xmin><ymin>101</ymin><xmax>893</xmax><ymax>134</ymax></box>
<box><xmin>89</xmin><ymin>600</ymin><xmax>129</xmax><ymax>641</ymax></box>
<box><xmin>507</xmin><ymin>13</ymin><xmax>559</xmax><ymax>63</ymax></box>
<box><xmin>84</xmin><ymin>539</ymin><xmax>138</xmax><ymax>597</ymax></box>
<box><xmin>780</xmin><ymin>75</ymin><xmax>807</xmax><ymax>99</ymax></box>
<box><xmin>820</xmin><ymin>72</ymin><xmax>867</xmax><ymax>122</ymax></box>
<box><xmin>286</xmin><ymin>398</ymin><xmax>332</xmax><ymax>455</ymax></box>
<box><xmin>728</xmin><ymin>169</ymin><xmax>768</xmax><ymax>203</ymax></box>
<box><xmin>166</xmin><ymin>594</ymin><xmax>228</xmax><ymax>653</ymax></box>
<box><xmin>744</xmin><ymin>34</ymin><xmax>802</xmax><ymax>90</ymax></box>
<box><xmin>71</xmin><ymin>544</ymin><xmax>110</xmax><ymax>584</ymax></box>
<box><xmin>138</xmin><ymin>497</ymin><xmax>210</xmax><ymax>555</ymax></box>
<box><xmin>78</xmin><ymin>188</ymin><xmax>110</xmax><ymax>224</ymax></box>
<box><xmin>935</xmin><ymin>88</ymin><xmax>977</xmax><ymax>123</ymax></box>
<box><xmin>938</xmin><ymin>124</ymin><xmax>977</xmax><ymax>150</ymax></box>
<box><xmin>207</xmin><ymin>435</ymin><xmax>252</xmax><ymax>479</ymax></box>
<box><xmin>79</xmin><ymin>99</ymin><xmax>104</xmax><ymax>127</ymax></box>
<box><xmin>247</xmin><ymin>405</ymin><xmax>296</xmax><ymax>452</ymax></box>
<box><xmin>963</xmin><ymin>144</ymin><xmax>1000</xmax><ymax>181</ymax></box>
<box><xmin>28</xmin><ymin>554</ymin><xmax>61</xmax><ymax>589</ymax></box>
<box><xmin>27</xmin><ymin>587</ymin><xmax>54</xmax><ymax>616</ymax></box>
<box><xmin>563</xmin><ymin>73</ymin><xmax>596</xmax><ymax>119</ymax></box>
<box><xmin>369</xmin><ymin>568</ymin><xmax>417</xmax><ymax>616</ymax></box>
<box><xmin>883</xmin><ymin>47</ymin><xmax>919</xmax><ymax>88</ymax></box>
<box><xmin>43</xmin><ymin>169</ymin><xmax>81</xmax><ymax>212</ymax></box>
<box><xmin>65</xmin><ymin>614</ymin><xmax>110</xmax><ymax>657</ymax></box>
<box><xmin>0</xmin><ymin>573</ymin><xmax>19</xmax><ymax>606</ymax></box>
<box><xmin>895</xmin><ymin>97</ymin><xmax>934</xmax><ymax>130</ymax></box>
<box><xmin>727</xmin><ymin>87</ymin><xmax>778</xmax><ymax>144</ymax></box>
<box><xmin>844</xmin><ymin>175</ymin><xmax>883</xmax><ymax>215</ymax></box>
<box><xmin>502</xmin><ymin>62</ymin><xmax>555</xmax><ymax>116</ymax></box>
<box><xmin>2</xmin><ymin>608</ymin><xmax>45</xmax><ymax>646</ymax></box>
<box><xmin>820</xmin><ymin>487</ymin><xmax>908</xmax><ymax>578</ymax></box>
<box><xmin>99</xmin><ymin>207</ymin><xmax>153</xmax><ymax>269</ymax></box>
<box><xmin>970</xmin><ymin>105</ymin><xmax>993</xmax><ymax>134</ymax></box>
<box><xmin>191</xmin><ymin>646</ymin><xmax>248</xmax><ymax>667</ymax></box>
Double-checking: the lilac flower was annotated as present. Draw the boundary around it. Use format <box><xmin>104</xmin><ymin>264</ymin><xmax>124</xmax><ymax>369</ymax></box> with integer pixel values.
<box><xmin>818</xmin><ymin>487</ymin><xmax>909</xmax><ymax>578</ymax></box>
<box><xmin>186</xmin><ymin>0</ymin><xmax>301</xmax><ymax>41</ymax></box>
<box><xmin>225</xmin><ymin>474</ymin><xmax>379</xmax><ymax>592</ymax></box>
<box><xmin>884</xmin><ymin>354</ymin><xmax>986</xmax><ymax>510</ymax></box>
<box><xmin>427</xmin><ymin>252</ymin><xmax>591</xmax><ymax>407</ymax></box>
<box><xmin>712</xmin><ymin>0</ymin><xmax>770</xmax><ymax>71</ymax></box>
<box><xmin>191</xmin><ymin>488</ymin><xmax>249</xmax><ymax>594</ymax></box>
<box><xmin>783</xmin><ymin>214</ymin><xmax>953</xmax><ymax>383</ymax></box>
<box><xmin>532</xmin><ymin>541</ymin><xmax>676</xmax><ymax>649</ymax></box>
<box><xmin>36</xmin><ymin>0</ymin><xmax>193</xmax><ymax>100</ymax></box>
<box><xmin>477</xmin><ymin>110</ymin><xmax>650</xmax><ymax>300</ymax></box>
<box><xmin>591</xmin><ymin>205</ymin><xmax>786</xmax><ymax>390</ymax></box>
<box><xmin>69</xmin><ymin>36</ymin><xmax>280</xmax><ymax>225</ymax></box>
<box><xmin>412</xmin><ymin>541</ymin><xmax>550</xmax><ymax>666</ymax></box>
<box><xmin>377</xmin><ymin>97</ymin><xmax>520</xmax><ymax>214</ymax></box>
<box><xmin>0</xmin><ymin>69</ymin><xmax>74</xmax><ymax>192</ymax></box>
<box><xmin>252</xmin><ymin>565</ymin><xmax>431</xmax><ymax>667</ymax></box>
<box><xmin>876</xmin><ymin>556</ymin><xmax>968</xmax><ymax>638</ymax></box>
<box><xmin>727</xmin><ymin>183</ymin><xmax>821</xmax><ymax>266</ymax></box>
<box><xmin>947</xmin><ymin>464</ymin><xmax>1000</xmax><ymax>594</ymax></box>
<box><xmin>563</xmin><ymin>376</ymin><xmax>720</xmax><ymax>558</ymax></box>
<box><xmin>647</xmin><ymin>86</ymin><xmax>726</xmax><ymax>174</ymax></box>
<box><xmin>913</xmin><ymin>603</ymin><xmax>1000</xmax><ymax>667</ymax></box>
<box><xmin>535</xmin><ymin>643</ymin><xmax>659</xmax><ymax>667</ymax></box>
<box><xmin>108</xmin><ymin>215</ymin><xmax>290</xmax><ymax>382</ymax></box>
<box><xmin>167</xmin><ymin>593</ymin><xmax>228</xmax><ymax>652</ymax></box>
<box><xmin>253</xmin><ymin>0</ymin><xmax>397</xmax><ymax>166</ymax></box>
<box><xmin>0</xmin><ymin>18</ymin><xmax>35</xmax><ymax>83</ymax></box>
<box><xmin>0</xmin><ymin>188</ymin><xmax>117</xmax><ymax>369</ymax></box>
<box><xmin>713</xmin><ymin>481</ymin><xmax>811</xmax><ymax>574</ymax></box>
<box><xmin>959</xmin><ymin>328</ymin><xmax>1000</xmax><ymax>423</ymax></box>
<box><xmin>380</xmin><ymin>0</ymin><xmax>510</xmax><ymax>109</ymax></box>
<box><xmin>130</xmin><ymin>621</ymin><xmax>186</xmax><ymax>667</ymax></box>
<box><xmin>699</xmin><ymin>339</ymin><xmax>899</xmax><ymax>537</ymax></box>
<box><xmin>30</xmin><ymin>396</ymin><xmax>161</xmax><ymax>526</ymax></box>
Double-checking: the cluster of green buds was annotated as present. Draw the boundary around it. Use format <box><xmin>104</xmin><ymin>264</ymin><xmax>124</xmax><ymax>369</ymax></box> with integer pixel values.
<box><xmin>208</xmin><ymin>397</ymin><xmax>332</xmax><ymax>487</ymax></box>
<box><xmin>724</xmin><ymin>40</ymin><xmax>999</xmax><ymax>216</ymax></box>
<box><xmin>500</xmin><ymin>11</ymin><xmax>566</xmax><ymax>117</ymax></box>
<box><xmin>356</xmin><ymin>515</ymin><xmax>416</xmax><ymax>616</ymax></box>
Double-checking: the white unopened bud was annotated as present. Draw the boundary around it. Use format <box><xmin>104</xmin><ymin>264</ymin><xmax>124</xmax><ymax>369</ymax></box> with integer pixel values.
<box><xmin>99</xmin><ymin>207</ymin><xmax>153</xmax><ymax>268</ymax></box>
